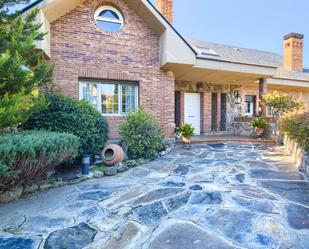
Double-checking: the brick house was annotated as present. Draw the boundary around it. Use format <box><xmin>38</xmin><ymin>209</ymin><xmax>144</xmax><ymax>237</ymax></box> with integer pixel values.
<box><xmin>23</xmin><ymin>0</ymin><xmax>309</xmax><ymax>139</ymax></box>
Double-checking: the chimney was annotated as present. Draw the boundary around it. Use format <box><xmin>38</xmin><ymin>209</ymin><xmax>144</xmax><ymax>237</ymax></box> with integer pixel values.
<box><xmin>283</xmin><ymin>33</ymin><xmax>304</xmax><ymax>71</ymax></box>
<box><xmin>157</xmin><ymin>0</ymin><xmax>173</xmax><ymax>23</ymax></box>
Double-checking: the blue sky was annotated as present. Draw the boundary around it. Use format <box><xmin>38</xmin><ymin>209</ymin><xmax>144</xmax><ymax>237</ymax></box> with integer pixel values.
<box><xmin>11</xmin><ymin>0</ymin><xmax>309</xmax><ymax>68</ymax></box>
<box><xmin>153</xmin><ymin>0</ymin><xmax>308</xmax><ymax>68</ymax></box>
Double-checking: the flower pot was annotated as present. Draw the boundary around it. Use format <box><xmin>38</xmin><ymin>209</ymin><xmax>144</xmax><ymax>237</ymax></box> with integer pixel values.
<box><xmin>255</xmin><ymin>128</ymin><xmax>265</xmax><ymax>138</ymax></box>
<box><xmin>101</xmin><ymin>144</ymin><xmax>124</xmax><ymax>166</ymax></box>
<box><xmin>182</xmin><ymin>136</ymin><xmax>192</xmax><ymax>144</ymax></box>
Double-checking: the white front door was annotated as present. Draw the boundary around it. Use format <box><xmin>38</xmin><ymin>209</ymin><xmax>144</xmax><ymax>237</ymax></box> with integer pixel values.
<box><xmin>184</xmin><ymin>93</ymin><xmax>201</xmax><ymax>135</ymax></box>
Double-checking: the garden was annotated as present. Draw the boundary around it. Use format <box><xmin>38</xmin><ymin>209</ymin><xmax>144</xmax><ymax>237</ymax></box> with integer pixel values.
<box><xmin>0</xmin><ymin>3</ymin><xmax>168</xmax><ymax>202</ymax></box>
<box><xmin>248</xmin><ymin>91</ymin><xmax>306</xmax><ymax>143</ymax></box>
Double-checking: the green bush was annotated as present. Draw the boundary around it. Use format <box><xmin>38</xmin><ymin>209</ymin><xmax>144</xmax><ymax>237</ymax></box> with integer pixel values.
<box><xmin>278</xmin><ymin>110</ymin><xmax>309</xmax><ymax>151</ymax></box>
<box><xmin>22</xmin><ymin>93</ymin><xmax>109</xmax><ymax>156</ymax></box>
<box><xmin>177</xmin><ymin>123</ymin><xmax>195</xmax><ymax>138</ymax></box>
<box><xmin>119</xmin><ymin>108</ymin><xmax>165</xmax><ymax>159</ymax></box>
<box><xmin>0</xmin><ymin>131</ymin><xmax>79</xmax><ymax>190</ymax></box>
<box><xmin>261</xmin><ymin>91</ymin><xmax>304</xmax><ymax>117</ymax></box>
<box><xmin>250</xmin><ymin>117</ymin><xmax>268</xmax><ymax>129</ymax></box>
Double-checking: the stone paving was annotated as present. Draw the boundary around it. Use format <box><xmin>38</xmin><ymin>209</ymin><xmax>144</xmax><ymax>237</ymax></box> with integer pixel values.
<box><xmin>0</xmin><ymin>143</ymin><xmax>309</xmax><ymax>249</ymax></box>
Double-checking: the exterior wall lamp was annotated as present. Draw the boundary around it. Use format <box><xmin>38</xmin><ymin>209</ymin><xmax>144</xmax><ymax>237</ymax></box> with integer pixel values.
<box><xmin>234</xmin><ymin>90</ymin><xmax>242</xmax><ymax>104</ymax></box>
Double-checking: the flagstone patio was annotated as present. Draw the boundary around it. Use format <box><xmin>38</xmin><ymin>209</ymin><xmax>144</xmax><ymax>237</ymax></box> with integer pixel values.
<box><xmin>0</xmin><ymin>143</ymin><xmax>308</xmax><ymax>249</ymax></box>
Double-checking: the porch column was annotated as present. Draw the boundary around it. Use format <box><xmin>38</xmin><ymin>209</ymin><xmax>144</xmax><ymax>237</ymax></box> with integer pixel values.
<box><xmin>259</xmin><ymin>78</ymin><xmax>267</xmax><ymax>116</ymax></box>
<box><xmin>201</xmin><ymin>92</ymin><xmax>212</xmax><ymax>133</ymax></box>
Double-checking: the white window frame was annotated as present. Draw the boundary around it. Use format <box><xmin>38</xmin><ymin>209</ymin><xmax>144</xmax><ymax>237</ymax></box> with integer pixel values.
<box><xmin>94</xmin><ymin>6</ymin><xmax>124</xmax><ymax>31</ymax></box>
<box><xmin>267</xmin><ymin>106</ymin><xmax>275</xmax><ymax>117</ymax></box>
<box><xmin>245</xmin><ymin>96</ymin><xmax>255</xmax><ymax>116</ymax></box>
<box><xmin>79</xmin><ymin>80</ymin><xmax>139</xmax><ymax>116</ymax></box>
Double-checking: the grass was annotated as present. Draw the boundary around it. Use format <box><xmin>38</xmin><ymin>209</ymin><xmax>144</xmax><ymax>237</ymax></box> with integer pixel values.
<box><xmin>93</xmin><ymin>165</ymin><xmax>108</xmax><ymax>172</ymax></box>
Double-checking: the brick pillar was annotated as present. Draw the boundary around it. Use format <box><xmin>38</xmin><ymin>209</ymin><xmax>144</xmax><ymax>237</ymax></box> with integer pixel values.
<box><xmin>216</xmin><ymin>93</ymin><xmax>221</xmax><ymax>132</ymax></box>
<box><xmin>259</xmin><ymin>78</ymin><xmax>267</xmax><ymax>116</ymax></box>
<box><xmin>157</xmin><ymin>0</ymin><xmax>173</xmax><ymax>23</ymax></box>
<box><xmin>201</xmin><ymin>92</ymin><xmax>212</xmax><ymax>133</ymax></box>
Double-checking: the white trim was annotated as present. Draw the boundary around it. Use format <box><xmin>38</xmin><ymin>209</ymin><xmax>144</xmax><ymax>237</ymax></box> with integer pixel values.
<box><xmin>245</xmin><ymin>96</ymin><xmax>255</xmax><ymax>116</ymax></box>
<box><xmin>79</xmin><ymin>80</ymin><xmax>139</xmax><ymax>116</ymax></box>
<box><xmin>94</xmin><ymin>6</ymin><xmax>124</xmax><ymax>31</ymax></box>
<box><xmin>196</xmin><ymin>58</ymin><xmax>277</xmax><ymax>76</ymax></box>
<box><xmin>266</xmin><ymin>77</ymin><xmax>309</xmax><ymax>88</ymax></box>
<box><xmin>245</xmin><ymin>102</ymin><xmax>254</xmax><ymax>116</ymax></box>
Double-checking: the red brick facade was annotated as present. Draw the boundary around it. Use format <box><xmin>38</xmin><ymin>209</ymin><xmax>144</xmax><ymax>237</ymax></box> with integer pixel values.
<box><xmin>157</xmin><ymin>0</ymin><xmax>173</xmax><ymax>23</ymax></box>
<box><xmin>201</xmin><ymin>92</ymin><xmax>212</xmax><ymax>133</ymax></box>
<box><xmin>50</xmin><ymin>0</ymin><xmax>175</xmax><ymax>139</ymax></box>
<box><xmin>284</xmin><ymin>34</ymin><xmax>304</xmax><ymax>71</ymax></box>
<box><xmin>176</xmin><ymin>80</ymin><xmax>309</xmax><ymax>135</ymax></box>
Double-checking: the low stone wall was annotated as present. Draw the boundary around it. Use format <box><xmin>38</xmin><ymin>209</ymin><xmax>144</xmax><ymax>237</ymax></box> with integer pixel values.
<box><xmin>231</xmin><ymin>122</ymin><xmax>278</xmax><ymax>140</ymax></box>
<box><xmin>283</xmin><ymin>135</ymin><xmax>309</xmax><ymax>179</ymax></box>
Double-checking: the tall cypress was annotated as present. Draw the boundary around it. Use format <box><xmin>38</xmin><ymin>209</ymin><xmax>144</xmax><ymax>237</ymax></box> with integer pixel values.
<box><xmin>0</xmin><ymin>0</ymin><xmax>53</xmax><ymax>129</ymax></box>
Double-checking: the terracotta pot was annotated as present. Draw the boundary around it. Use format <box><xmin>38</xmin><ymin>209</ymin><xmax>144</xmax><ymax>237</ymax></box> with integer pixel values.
<box><xmin>101</xmin><ymin>144</ymin><xmax>124</xmax><ymax>166</ymax></box>
<box><xmin>255</xmin><ymin>128</ymin><xmax>265</xmax><ymax>138</ymax></box>
<box><xmin>182</xmin><ymin>136</ymin><xmax>192</xmax><ymax>144</ymax></box>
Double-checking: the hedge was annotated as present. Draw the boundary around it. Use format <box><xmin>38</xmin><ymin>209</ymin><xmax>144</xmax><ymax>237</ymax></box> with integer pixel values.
<box><xmin>22</xmin><ymin>93</ymin><xmax>109</xmax><ymax>156</ymax></box>
<box><xmin>0</xmin><ymin>131</ymin><xmax>79</xmax><ymax>190</ymax></box>
<box><xmin>278</xmin><ymin>109</ymin><xmax>309</xmax><ymax>151</ymax></box>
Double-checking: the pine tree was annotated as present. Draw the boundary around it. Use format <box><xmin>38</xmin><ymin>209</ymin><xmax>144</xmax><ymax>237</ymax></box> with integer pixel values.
<box><xmin>0</xmin><ymin>0</ymin><xmax>53</xmax><ymax>129</ymax></box>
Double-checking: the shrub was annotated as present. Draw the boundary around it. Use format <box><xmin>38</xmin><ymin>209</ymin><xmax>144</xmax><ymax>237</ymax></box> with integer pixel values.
<box><xmin>250</xmin><ymin>117</ymin><xmax>268</xmax><ymax>129</ymax></box>
<box><xmin>278</xmin><ymin>110</ymin><xmax>309</xmax><ymax>151</ymax></box>
<box><xmin>177</xmin><ymin>123</ymin><xmax>195</xmax><ymax>138</ymax></box>
<box><xmin>119</xmin><ymin>108</ymin><xmax>165</xmax><ymax>159</ymax></box>
<box><xmin>0</xmin><ymin>131</ymin><xmax>79</xmax><ymax>190</ymax></box>
<box><xmin>261</xmin><ymin>91</ymin><xmax>304</xmax><ymax>117</ymax></box>
<box><xmin>22</xmin><ymin>93</ymin><xmax>109</xmax><ymax>156</ymax></box>
<box><xmin>0</xmin><ymin>8</ymin><xmax>54</xmax><ymax>129</ymax></box>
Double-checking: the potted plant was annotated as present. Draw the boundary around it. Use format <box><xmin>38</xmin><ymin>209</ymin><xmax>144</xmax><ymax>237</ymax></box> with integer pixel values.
<box><xmin>250</xmin><ymin>117</ymin><xmax>268</xmax><ymax>138</ymax></box>
<box><xmin>177</xmin><ymin>123</ymin><xmax>195</xmax><ymax>144</ymax></box>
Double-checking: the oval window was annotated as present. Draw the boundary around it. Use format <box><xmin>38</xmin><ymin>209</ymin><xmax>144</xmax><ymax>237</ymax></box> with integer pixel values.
<box><xmin>94</xmin><ymin>6</ymin><xmax>124</xmax><ymax>32</ymax></box>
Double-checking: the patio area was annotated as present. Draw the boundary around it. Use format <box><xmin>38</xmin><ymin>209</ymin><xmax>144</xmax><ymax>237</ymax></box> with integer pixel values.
<box><xmin>0</xmin><ymin>143</ymin><xmax>308</xmax><ymax>249</ymax></box>
<box><xmin>176</xmin><ymin>135</ymin><xmax>276</xmax><ymax>145</ymax></box>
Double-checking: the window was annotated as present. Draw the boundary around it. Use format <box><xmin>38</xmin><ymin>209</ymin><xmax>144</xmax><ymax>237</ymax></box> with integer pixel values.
<box><xmin>94</xmin><ymin>6</ymin><xmax>124</xmax><ymax>32</ymax></box>
<box><xmin>79</xmin><ymin>80</ymin><xmax>138</xmax><ymax>115</ymax></box>
<box><xmin>267</xmin><ymin>106</ymin><xmax>275</xmax><ymax>117</ymax></box>
<box><xmin>245</xmin><ymin>95</ymin><xmax>256</xmax><ymax>116</ymax></box>
<box><xmin>196</xmin><ymin>47</ymin><xmax>219</xmax><ymax>56</ymax></box>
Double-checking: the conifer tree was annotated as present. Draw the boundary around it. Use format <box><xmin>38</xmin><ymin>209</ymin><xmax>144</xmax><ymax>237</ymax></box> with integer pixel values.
<box><xmin>0</xmin><ymin>0</ymin><xmax>53</xmax><ymax>129</ymax></box>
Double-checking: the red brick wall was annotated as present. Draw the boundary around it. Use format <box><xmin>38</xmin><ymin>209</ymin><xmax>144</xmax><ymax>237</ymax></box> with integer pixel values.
<box><xmin>50</xmin><ymin>0</ymin><xmax>175</xmax><ymax>139</ymax></box>
<box><xmin>201</xmin><ymin>92</ymin><xmax>211</xmax><ymax>133</ymax></box>
<box><xmin>268</xmin><ymin>87</ymin><xmax>309</xmax><ymax>108</ymax></box>
<box><xmin>157</xmin><ymin>0</ymin><xmax>173</xmax><ymax>23</ymax></box>
<box><xmin>241</xmin><ymin>85</ymin><xmax>259</xmax><ymax>116</ymax></box>
<box><xmin>284</xmin><ymin>36</ymin><xmax>304</xmax><ymax>71</ymax></box>
<box><xmin>241</xmin><ymin>85</ymin><xmax>309</xmax><ymax>113</ymax></box>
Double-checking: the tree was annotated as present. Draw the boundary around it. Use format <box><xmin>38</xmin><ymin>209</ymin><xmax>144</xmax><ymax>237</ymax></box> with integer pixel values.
<box><xmin>0</xmin><ymin>0</ymin><xmax>53</xmax><ymax>129</ymax></box>
<box><xmin>261</xmin><ymin>91</ymin><xmax>304</xmax><ymax>117</ymax></box>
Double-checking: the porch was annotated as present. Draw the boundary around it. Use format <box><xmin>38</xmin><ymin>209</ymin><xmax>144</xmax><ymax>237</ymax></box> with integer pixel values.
<box><xmin>173</xmin><ymin>78</ymin><xmax>269</xmax><ymax>137</ymax></box>
<box><xmin>169</xmin><ymin>56</ymin><xmax>274</xmax><ymax>138</ymax></box>
<box><xmin>176</xmin><ymin>135</ymin><xmax>276</xmax><ymax>145</ymax></box>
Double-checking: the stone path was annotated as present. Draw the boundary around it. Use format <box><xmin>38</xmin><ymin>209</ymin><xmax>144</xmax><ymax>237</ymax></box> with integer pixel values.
<box><xmin>0</xmin><ymin>143</ymin><xmax>308</xmax><ymax>249</ymax></box>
